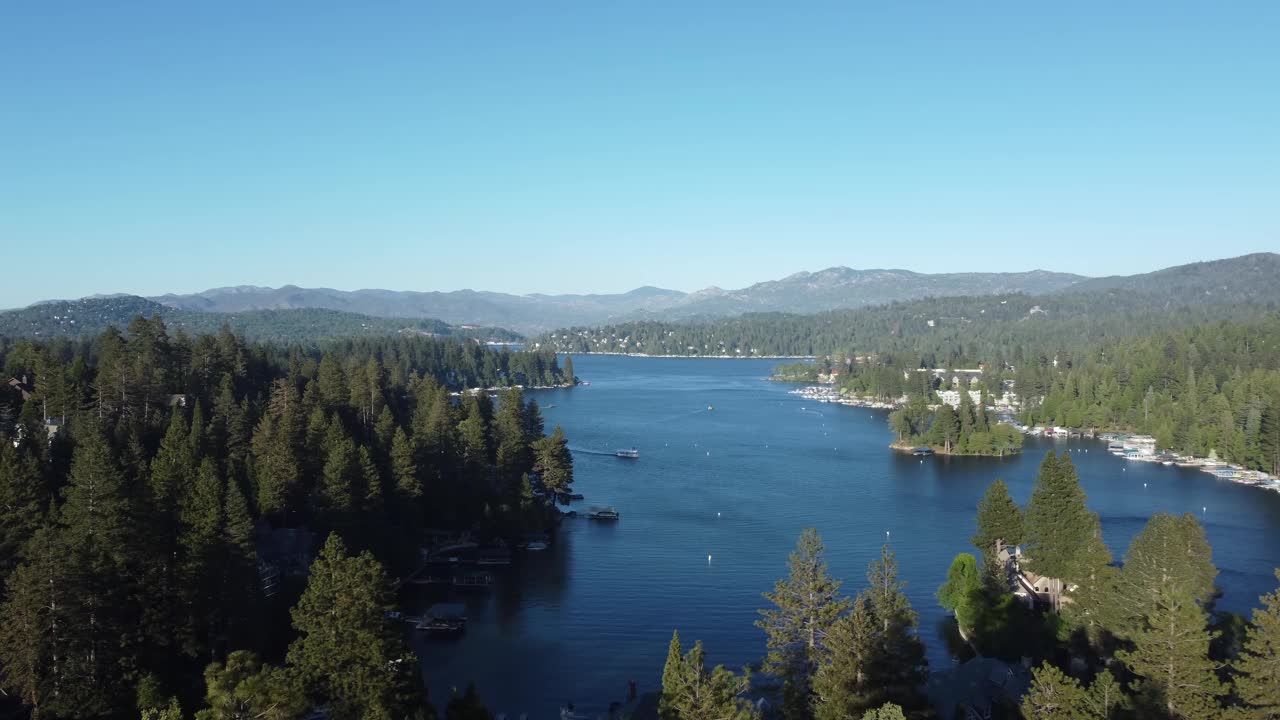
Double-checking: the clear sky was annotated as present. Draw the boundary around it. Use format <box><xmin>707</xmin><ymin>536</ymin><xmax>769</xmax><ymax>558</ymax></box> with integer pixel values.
<box><xmin>2</xmin><ymin>3</ymin><xmax>1276</xmax><ymax>308</ymax></box>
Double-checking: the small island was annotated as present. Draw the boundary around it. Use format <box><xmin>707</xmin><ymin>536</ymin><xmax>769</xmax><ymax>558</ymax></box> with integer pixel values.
<box><xmin>889</xmin><ymin>393</ymin><xmax>1023</xmax><ymax>456</ymax></box>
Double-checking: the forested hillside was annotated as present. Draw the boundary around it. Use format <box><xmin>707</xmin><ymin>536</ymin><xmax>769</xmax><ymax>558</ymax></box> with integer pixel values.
<box><xmin>0</xmin><ymin>319</ymin><xmax>572</xmax><ymax>718</ymax></box>
<box><xmin>795</xmin><ymin>315</ymin><xmax>1280</xmax><ymax>474</ymax></box>
<box><xmin>540</xmin><ymin>287</ymin><xmax>1279</xmax><ymax>361</ymax></box>
<box><xmin>0</xmin><ymin>296</ymin><xmax>522</xmax><ymax>344</ymax></box>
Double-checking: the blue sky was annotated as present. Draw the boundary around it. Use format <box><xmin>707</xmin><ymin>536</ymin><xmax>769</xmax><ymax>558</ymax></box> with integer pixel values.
<box><xmin>2</xmin><ymin>3</ymin><xmax>1276</xmax><ymax>307</ymax></box>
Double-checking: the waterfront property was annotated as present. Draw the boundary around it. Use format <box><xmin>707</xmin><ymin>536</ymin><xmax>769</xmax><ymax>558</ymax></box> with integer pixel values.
<box><xmin>995</xmin><ymin>541</ymin><xmax>1074</xmax><ymax>609</ymax></box>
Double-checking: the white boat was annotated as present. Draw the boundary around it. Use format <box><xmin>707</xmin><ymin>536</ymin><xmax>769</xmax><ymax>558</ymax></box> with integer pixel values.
<box><xmin>525</xmin><ymin>540</ymin><xmax>548</xmax><ymax>551</ymax></box>
<box><xmin>615</xmin><ymin>448</ymin><xmax>640</xmax><ymax>459</ymax></box>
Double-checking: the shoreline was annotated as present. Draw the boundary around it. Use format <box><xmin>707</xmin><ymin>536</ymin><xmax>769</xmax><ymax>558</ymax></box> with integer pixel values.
<box><xmin>889</xmin><ymin>440</ymin><xmax>1022</xmax><ymax>458</ymax></box>
<box><xmin>558</xmin><ymin>351</ymin><xmax>816</xmax><ymax>359</ymax></box>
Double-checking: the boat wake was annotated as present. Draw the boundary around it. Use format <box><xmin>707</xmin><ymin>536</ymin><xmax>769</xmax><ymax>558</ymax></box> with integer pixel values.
<box><xmin>645</xmin><ymin>406</ymin><xmax>713</xmax><ymax>426</ymax></box>
<box><xmin>568</xmin><ymin>447</ymin><xmax>620</xmax><ymax>457</ymax></box>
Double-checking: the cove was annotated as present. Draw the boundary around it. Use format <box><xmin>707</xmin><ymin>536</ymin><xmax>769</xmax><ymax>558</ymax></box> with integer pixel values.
<box><xmin>410</xmin><ymin>355</ymin><xmax>1280</xmax><ymax>718</ymax></box>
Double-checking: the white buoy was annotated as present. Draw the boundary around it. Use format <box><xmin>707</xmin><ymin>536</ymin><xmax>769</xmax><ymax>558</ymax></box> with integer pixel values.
<box><xmin>1143</xmin><ymin>483</ymin><xmax>1147</xmax><ymax>488</ymax></box>
<box><xmin>708</xmin><ymin>554</ymin><xmax>712</xmax><ymax>564</ymax></box>
<box><xmin>717</xmin><ymin>512</ymin><xmax>721</xmax><ymax>517</ymax></box>
<box><xmin>1203</xmin><ymin>506</ymin><xmax>1207</xmax><ymax>513</ymax></box>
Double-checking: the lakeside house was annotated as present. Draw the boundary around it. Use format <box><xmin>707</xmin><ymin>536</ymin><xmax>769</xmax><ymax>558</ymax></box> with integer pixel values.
<box><xmin>7</xmin><ymin>376</ymin><xmax>34</xmax><ymax>401</ymax></box>
<box><xmin>995</xmin><ymin>541</ymin><xmax>1075</xmax><ymax>609</ymax></box>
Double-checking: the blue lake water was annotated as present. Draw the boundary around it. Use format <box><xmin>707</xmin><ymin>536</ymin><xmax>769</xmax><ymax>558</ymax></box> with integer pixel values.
<box><xmin>412</xmin><ymin>355</ymin><xmax>1280</xmax><ymax>717</ymax></box>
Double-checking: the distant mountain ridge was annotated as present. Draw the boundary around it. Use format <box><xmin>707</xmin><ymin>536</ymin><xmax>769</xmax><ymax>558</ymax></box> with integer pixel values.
<box><xmin>145</xmin><ymin>267</ymin><xmax>1088</xmax><ymax>333</ymax></box>
<box><xmin>16</xmin><ymin>253</ymin><xmax>1277</xmax><ymax>336</ymax></box>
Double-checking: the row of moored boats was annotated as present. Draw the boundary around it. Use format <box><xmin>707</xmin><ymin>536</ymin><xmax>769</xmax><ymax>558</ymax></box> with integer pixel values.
<box><xmin>1102</xmin><ymin>434</ymin><xmax>1280</xmax><ymax>493</ymax></box>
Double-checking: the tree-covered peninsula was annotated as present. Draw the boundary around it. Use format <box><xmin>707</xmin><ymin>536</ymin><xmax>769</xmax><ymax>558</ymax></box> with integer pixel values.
<box><xmin>888</xmin><ymin>393</ymin><xmax>1023</xmax><ymax>456</ymax></box>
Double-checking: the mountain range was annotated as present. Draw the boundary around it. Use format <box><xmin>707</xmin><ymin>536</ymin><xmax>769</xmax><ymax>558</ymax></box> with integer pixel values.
<box><xmin>5</xmin><ymin>253</ymin><xmax>1276</xmax><ymax>340</ymax></box>
<box><xmin>146</xmin><ymin>268</ymin><xmax>1090</xmax><ymax>334</ymax></box>
<box><xmin>151</xmin><ymin>254</ymin><xmax>1278</xmax><ymax>332</ymax></box>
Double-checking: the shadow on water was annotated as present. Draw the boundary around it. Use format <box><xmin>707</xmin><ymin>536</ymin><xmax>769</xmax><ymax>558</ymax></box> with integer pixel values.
<box><xmin>933</xmin><ymin>616</ymin><xmax>977</xmax><ymax>667</ymax></box>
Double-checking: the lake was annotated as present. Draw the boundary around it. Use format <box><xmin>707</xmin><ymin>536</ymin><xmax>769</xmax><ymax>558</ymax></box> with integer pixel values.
<box><xmin>411</xmin><ymin>355</ymin><xmax>1280</xmax><ymax>717</ymax></box>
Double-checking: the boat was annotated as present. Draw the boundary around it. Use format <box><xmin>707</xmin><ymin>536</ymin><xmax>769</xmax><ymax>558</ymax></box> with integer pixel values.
<box><xmin>525</xmin><ymin>540</ymin><xmax>549</xmax><ymax>551</ymax></box>
<box><xmin>586</xmin><ymin>506</ymin><xmax>620</xmax><ymax>521</ymax></box>
<box><xmin>615</xmin><ymin>448</ymin><xmax>640</xmax><ymax>459</ymax></box>
<box><xmin>911</xmin><ymin>447</ymin><xmax>934</xmax><ymax>456</ymax></box>
<box><xmin>417</xmin><ymin>603</ymin><xmax>467</xmax><ymax>633</ymax></box>
<box><xmin>707</xmin><ymin>404</ymin><xmax>714</xmax><ymax>411</ymax></box>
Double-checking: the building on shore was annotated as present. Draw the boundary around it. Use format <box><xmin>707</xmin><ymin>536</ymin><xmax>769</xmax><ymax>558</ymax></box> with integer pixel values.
<box><xmin>995</xmin><ymin>541</ymin><xmax>1075</xmax><ymax>609</ymax></box>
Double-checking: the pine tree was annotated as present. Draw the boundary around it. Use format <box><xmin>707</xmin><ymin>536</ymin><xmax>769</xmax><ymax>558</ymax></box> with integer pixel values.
<box><xmin>532</xmin><ymin>426</ymin><xmax>573</xmax><ymax>494</ymax></box>
<box><xmin>661</xmin><ymin>636</ymin><xmax>758</xmax><ymax>720</ymax></box>
<box><xmin>0</xmin><ymin>531</ymin><xmax>66</xmax><ymax>718</ymax></box>
<box><xmin>52</xmin><ymin>426</ymin><xmax>137</xmax><ymax>715</ymax></box>
<box><xmin>212</xmin><ymin>374</ymin><xmax>250</xmax><ymax>491</ymax></box>
<box><xmin>971</xmin><ymin>478</ymin><xmax>1023</xmax><ymax>557</ymax></box>
<box><xmin>195</xmin><ymin>651</ymin><xmax>307</xmax><ymax>720</ymax></box>
<box><xmin>1116</xmin><ymin>583</ymin><xmax>1224</xmax><ymax>719</ymax></box>
<box><xmin>374</xmin><ymin>405</ymin><xmax>396</xmax><ymax>454</ymax></box>
<box><xmin>321</xmin><ymin>435</ymin><xmax>360</xmax><ymax>516</ymax></box>
<box><xmin>859</xmin><ymin>705</ymin><xmax>906</xmax><ymax>720</ymax></box>
<box><xmin>933</xmin><ymin>405</ymin><xmax>959</xmax><ymax>453</ymax></box>
<box><xmin>660</xmin><ymin>630</ymin><xmax>685</xmax><ymax>720</ymax></box>
<box><xmin>220</xmin><ymin>474</ymin><xmax>260</xmax><ymax>649</ymax></box>
<box><xmin>1083</xmin><ymin>670</ymin><xmax>1127</xmax><ymax>719</ymax></box>
<box><xmin>812</xmin><ymin>595</ymin><xmax>878</xmax><ymax>720</ymax></box>
<box><xmin>287</xmin><ymin>534</ymin><xmax>428</xmax><ymax>720</ymax></box>
<box><xmin>864</xmin><ymin>545</ymin><xmax>927</xmax><ymax>711</ymax></box>
<box><xmin>0</xmin><ymin>442</ymin><xmax>47</xmax><ymax>576</ymax></box>
<box><xmin>251</xmin><ymin>396</ymin><xmax>302</xmax><ymax>518</ymax></box>
<box><xmin>563</xmin><ymin>356</ymin><xmax>575</xmax><ymax>385</ymax></box>
<box><xmin>316</xmin><ymin>355</ymin><xmax>348</xmax><ymax>411</ymax></box>
<box><xmin>1234</xmin><ymin>571</ymin><xmax>1280</xmax><ymax>719</ymax></box>
<box><xmin>1020</xmin><ymin>664</ymin><xmax>1089</xmax><ymax>720</ymax></box>
<box><xmin>757</xmin><ymin>529</ymin><xmax>851</xmax><ymax>719</ymax></box>
<box><xmin>1022</xmin><ymin>452</ymin><xmax>1100</xmax><ymax>611</ymax></box>
<box><xmin>147</xmin><ymin>411</ymin><xmax>198</xmax><ymax>658</ymax></box>
<box><xmin>493</xmin><ymin>388</ymin><xmax>530</xmax><ymax>488</ymax></box>
<box><xmin>1261</xmin><ymin>403</ymin><xmax>1280</xmax><ymax>476</ymax></box>
<box><xmin>1117</xmin><ymin>513</ymin><xmax>1218</xmax><ymax>636</ymax></box>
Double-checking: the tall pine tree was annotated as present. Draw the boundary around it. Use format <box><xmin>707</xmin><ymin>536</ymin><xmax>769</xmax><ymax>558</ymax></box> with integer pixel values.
<box><xmin>757</xmin><ymin>529</ymin><xmax>851</xmax><ymax>719</ymax></box>
<box><xmin>1234</xmin><ymin>571</ymin><xmax>1280</xmax><ymax>719</ymax></box>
